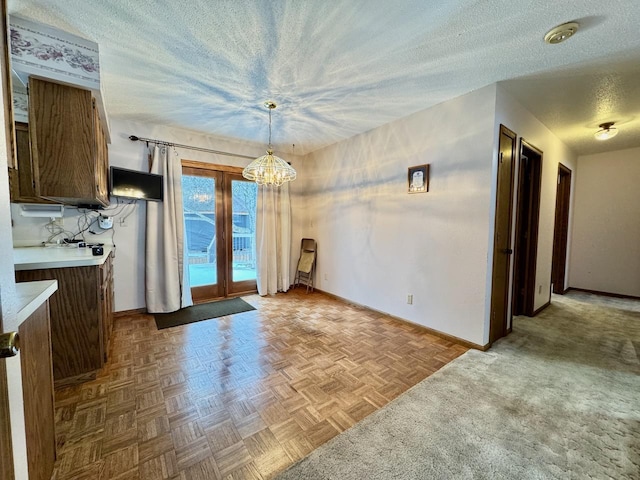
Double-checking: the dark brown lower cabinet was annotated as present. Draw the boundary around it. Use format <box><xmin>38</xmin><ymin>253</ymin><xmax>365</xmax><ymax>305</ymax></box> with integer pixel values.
<box><xmin>100</xmin><ymin>255</ymin><xmax>114</xmax><ymax>362</ymax></box>
<box><xmin>16</xmin><ymin>253</ymin><xmax>114</xmax><ymax>387</ymax></box>
<box><xmin>19</xmin><ymin>301</ymin><xmax>56</xmax><ymax>480</ymax></box>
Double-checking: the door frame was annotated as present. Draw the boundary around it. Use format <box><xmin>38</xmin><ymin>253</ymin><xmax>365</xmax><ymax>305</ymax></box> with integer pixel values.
<box><xmin>182</xmin><ymin>161</ymin><xmax>258</xmax><ymax>303</ymax></box>
<box><xmin>489</xmin><ymin>124</ymin><xmax>517</xmax><ymax>345</ymax></box>
<box><xmin>1</xmin><ymin>0</ymin><xmax>16</xmax><ymax>476</ymax></box>
<box><xmin>512</xmin><ymin>139</ymin><xmax>543</xmax><ymax>317</ymax></box>
<box><xmin>551</xmin><ymin>163</ymin><xmax>572</xmax><ymax>294</ymax></box>
<box><xmin>0</xmin><ymin>342</ymin><xmax>14</xmax><ymax>480</ymax></box>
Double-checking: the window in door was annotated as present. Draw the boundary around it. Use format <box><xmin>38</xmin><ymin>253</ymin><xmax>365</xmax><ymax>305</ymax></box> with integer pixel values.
<box><xmin>182</xmin><ymin>163</ymin><xmax>258</xmax><ymax>302</ymax></box>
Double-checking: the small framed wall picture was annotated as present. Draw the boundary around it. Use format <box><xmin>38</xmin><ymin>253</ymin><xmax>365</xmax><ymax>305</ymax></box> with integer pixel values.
<box><xmin>408</xmin><ymin>164</ymin><xmax>429</xmax><ymax>193</ymax></box>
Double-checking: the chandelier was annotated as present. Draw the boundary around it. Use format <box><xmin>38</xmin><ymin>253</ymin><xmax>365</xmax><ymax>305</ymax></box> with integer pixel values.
<box><xmin>242</xmin><ymin>101</ymin><xmax>297</xmax><ymax>186</ymax></box>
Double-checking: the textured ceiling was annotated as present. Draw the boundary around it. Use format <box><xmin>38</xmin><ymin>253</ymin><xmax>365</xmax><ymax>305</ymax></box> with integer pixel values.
<box><xmin>7</xmin><ymin>0</ymin><xmax>640</xmax><ymax>155</ymax></box>
<box><xmin>501</xmin><ymin>54</ymin><xmax>640</xmax><ymax>155</ymax></box>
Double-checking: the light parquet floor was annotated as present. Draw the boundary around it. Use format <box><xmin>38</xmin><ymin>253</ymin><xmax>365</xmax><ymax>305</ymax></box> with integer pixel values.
<box><xmin>52</xmin><ymin>289</ymin><xmax>468</xmax><ymax>480</ymax></box>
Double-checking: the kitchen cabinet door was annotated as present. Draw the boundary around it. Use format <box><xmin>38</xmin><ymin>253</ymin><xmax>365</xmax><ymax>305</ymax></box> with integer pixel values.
<box><xmin>28</xmin><ymin>77</ymin><xmax>109</xmax><ymax>207</ymax></box>
<box><xmin>16</xmin><ymin>264</ymin><xmax>104</xmax><ymax>387</ymax></box>
<box><xmin>18</xmin><ymin>302</ymin><xmax>56</xmax><ymax>480</ymax></box>
<box><xmin>8</xmin><ymin>122</ymin><xmax>58</xmax><ymax>203</ymax></box>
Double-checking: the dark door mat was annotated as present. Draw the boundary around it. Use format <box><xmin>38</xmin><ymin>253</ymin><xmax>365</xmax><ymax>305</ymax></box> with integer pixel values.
<box><xmin>154</xmin><ymin>297</ymin><xmax>256</xmax><ymax>330</ymax></box>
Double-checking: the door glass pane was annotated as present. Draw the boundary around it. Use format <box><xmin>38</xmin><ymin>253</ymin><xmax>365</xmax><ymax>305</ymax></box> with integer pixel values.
<box><xmin>231</xmin><ymin>180</ymin><xmax>258</xmax><ymax>282</ymax></box>
<box><xmin>182</xmin><ymin>175</ymin><xmax>216</xmax><ymax>288</ymax></box>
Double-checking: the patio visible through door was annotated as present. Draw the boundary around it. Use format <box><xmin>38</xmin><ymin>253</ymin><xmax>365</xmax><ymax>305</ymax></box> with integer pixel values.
<box><xmin>181</xmin><ymin>162</ymin><xmax>258</xmax><ymax>302</ymax></box>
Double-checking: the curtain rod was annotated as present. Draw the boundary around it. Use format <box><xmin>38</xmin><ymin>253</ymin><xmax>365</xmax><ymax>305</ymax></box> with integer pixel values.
<box><xmin>128</xmin><ymin>135</ymin><xmax>255</xmax><ymax>160</ymax></box>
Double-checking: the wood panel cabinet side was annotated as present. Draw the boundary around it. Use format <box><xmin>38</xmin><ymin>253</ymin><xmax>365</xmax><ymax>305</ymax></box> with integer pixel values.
<box><xmin>15</xmin><ymin>122</ymin><xmax>35</xmax><ymax>198</ymax></box>
<box><xmin>98</xmin><ymin>254</ymin><xmax>113</xmax><ymax>362</ymax></box>
<box><xmin>93</xmin><ymin>100</ymin><xmax>109</xmax><ymax>205</ymax></box>
<box><xmin>18</xmin><ymin>301</ymin><xmax>56</xmax><ymax>480</ymax></box>
<box><xmin>0</xmin><ymin>0</ymin><xmax>16</xmax><ymax>169</ymax></box>
<box><xmin>8</xmin><ymin>166</ymin><xmax>19</xmax><ymax>201</ymax></box>
<box><xmin>16</xmin><ymin>266</ymin><xmax>102</xmax><ymax>382</ymax></box>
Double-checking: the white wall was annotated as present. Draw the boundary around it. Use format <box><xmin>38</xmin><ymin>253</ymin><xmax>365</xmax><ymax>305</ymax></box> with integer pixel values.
<box><xmin>569</xmin><ymin>147</ymin><xmax>640</xmax><ymax>297</ymax></box>
<box><xmin>301</xmin><ymin>85</ymin><xmax>498</xmax><ymax>347</ymax></box>
<box><xmin>495</xmin><ymin>86</ymin><xmax>578</xmax><ymax>313</ymax></box>
<box><xmin>9</xmin><ymin>83</ymin><xmax>583</xmax><ymax>346</ymax></box>
<box><xmin>11</xmin><ymin>118</ymin><xmax>307</xmax><ymax>311</ymax></box>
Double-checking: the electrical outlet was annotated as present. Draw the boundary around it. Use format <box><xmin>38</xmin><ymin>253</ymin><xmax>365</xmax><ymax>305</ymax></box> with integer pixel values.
<box><xmin>324</xmin><ymin>273</ymin><xmax>328</xmax><ymax>281</ymax></box>
<box><xmin>407</xmin><ymin>294</ymin><xmax>413</xmax><ymax>305</ymax></box>
<box><xmin>538</xmin><ymin>285</ymin><xmax>542</xmax><ymax>294</ymax></box>
<box><xmin>52</xmin><ymin>217</ymin><xmax>64</xmax><ymax>227</ymax></box>
<box><xmin>119</xmin><ymin>217</ymin><xmax>127</xmax><ymax>227</ymax></box>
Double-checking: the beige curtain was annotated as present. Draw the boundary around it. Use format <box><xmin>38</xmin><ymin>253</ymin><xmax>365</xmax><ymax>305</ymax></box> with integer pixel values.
<box><xmin>256</xmin><ymin>183</ymin><xmax>291</xmax><ymax>295</ymax></box>
<box><xmin>145</xmin><ymin>145</ymin><xmax>193</xmax><ymax>312</ymax></box>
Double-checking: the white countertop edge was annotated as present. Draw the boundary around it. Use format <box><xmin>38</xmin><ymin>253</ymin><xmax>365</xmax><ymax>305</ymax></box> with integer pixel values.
<box><xmin>14</xmin><ymin>245</ymin><xmax>113</xmax><ymax>271</ymax></box>
<box><xmin>15</xmin><ymin>280</ymin><xmax>58</xmax><ymax>324</ymax></box>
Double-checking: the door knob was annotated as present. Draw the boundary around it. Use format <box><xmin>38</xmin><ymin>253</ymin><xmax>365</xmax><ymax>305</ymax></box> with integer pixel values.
<box><xmin>502</xmin><ymin>248</ymin><xmax>513</xmax><ymax>254</ymax></box>
<box><xmin>0</xmin><ymin>332</ymin><xmax>19</xmax><ymax>358</ymax></box>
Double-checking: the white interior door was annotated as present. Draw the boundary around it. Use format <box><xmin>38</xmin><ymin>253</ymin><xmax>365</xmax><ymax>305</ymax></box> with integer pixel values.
<box><xmin>0</xmin><ymin>290</ymin><xmax>29</xmax><ymax>480</ymax></box>
<box><xmin>0</xmin><ymin>0</ymin><xmax>26</xmax><ymax>476</ymax></box>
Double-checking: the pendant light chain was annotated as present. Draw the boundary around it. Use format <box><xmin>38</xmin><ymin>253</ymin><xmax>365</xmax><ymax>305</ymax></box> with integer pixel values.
<box><xmin>241</xmin><ymin>100</ymin><xmax>297</xmax><ymax>186</ymax></box>
<box><xmin>268</xmin><ymin>106</ymin><xmax>273</xmax><ymax>150</ymax></box>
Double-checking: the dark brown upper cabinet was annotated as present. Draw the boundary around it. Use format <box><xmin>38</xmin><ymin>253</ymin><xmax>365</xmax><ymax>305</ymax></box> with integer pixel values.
<box><xmin>8</xmin><ymin>120</ymin><xmax>58</xmax><ymax>203</ymax></box>
<box><xmin>28</xmin><ymin>77</ymin><xmax>109</xmax><ymax>207</ymax></box>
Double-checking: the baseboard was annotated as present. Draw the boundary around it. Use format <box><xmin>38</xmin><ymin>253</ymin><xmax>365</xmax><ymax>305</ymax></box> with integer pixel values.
<box><xmin>114</xmin><ymin>294</ymin><xmax>262</xmax><ymax>316</ymax></box>
<box><xmin>532</xmin><ymin>300</ymin><xmax>551</xmax><ymax>316</ymax></box>
<box><xmin>566</xmin><ymin>287</ymin><xmax>640</xmax><ymax>301</ymax></box>
<box><xmin>114</xmin><ymin>307</ymin><xmax>147</xmax><ymax>318</ymax></box>
<box><xmin>312</xmin><ymin>288</ymin><xmax>489</xmax><ymax>351</ymax></box>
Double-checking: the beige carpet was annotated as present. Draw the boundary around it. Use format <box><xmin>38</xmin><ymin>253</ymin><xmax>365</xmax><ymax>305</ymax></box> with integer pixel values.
<box><xmin>275</xmin><ymin>291</ymin><xmax>640</xmax><ymax>479</ymax></box>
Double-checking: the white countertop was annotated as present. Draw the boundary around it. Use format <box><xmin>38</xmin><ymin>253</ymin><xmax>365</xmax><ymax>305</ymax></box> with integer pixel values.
<box><xmin>15</xmin><ymin>280</ymin><xmax>58</xmax><ymax>323</ymax></box>
<box><xmin>14</xmin><ymin>245</ymin><xmax>113</xmax><ymax>270</ymax></box>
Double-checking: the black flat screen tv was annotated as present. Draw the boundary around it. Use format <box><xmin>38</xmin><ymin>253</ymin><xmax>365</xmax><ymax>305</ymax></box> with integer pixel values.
<box><xmin>110</xmin><ymin>166</ymin><xmax>164</xmax><ymax>201</ymax></box>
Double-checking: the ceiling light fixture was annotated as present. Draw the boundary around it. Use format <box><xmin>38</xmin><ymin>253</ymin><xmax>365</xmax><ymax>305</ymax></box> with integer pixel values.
<box><xmin>544</xmin><ymin>22</ymin><xmax>579</xmax><ymax>44</ymax></box>
<box><xmin>242</xmin><ymin>101</ymin><xmax>296</xmax><ymax>187</ymax></box>
<box><xmin>594</xmin><ymin>122</ymin><xmax>619</xmax><ymax>141</ymax></box>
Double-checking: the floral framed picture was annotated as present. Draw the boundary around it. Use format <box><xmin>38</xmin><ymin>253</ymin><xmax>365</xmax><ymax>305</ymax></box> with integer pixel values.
<box><xmin>408</xmin><ymin>164</ymin><xmax>429</xmax><ymax>193</ymax></box>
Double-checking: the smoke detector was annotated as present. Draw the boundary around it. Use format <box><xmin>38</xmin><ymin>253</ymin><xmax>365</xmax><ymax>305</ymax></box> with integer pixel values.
<box><xmin>544</xmin><ymin>22</ymin><xmax>579</xmax><ymax>44</ymax></box>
